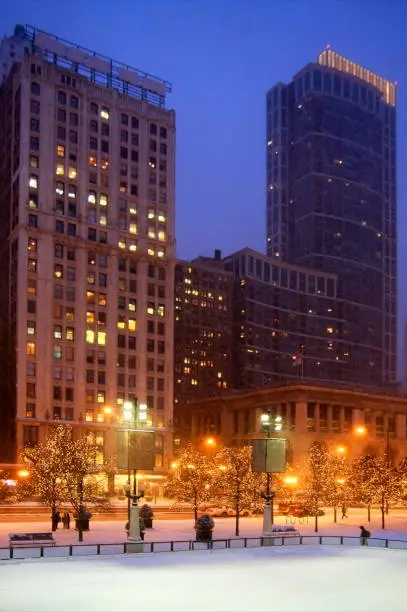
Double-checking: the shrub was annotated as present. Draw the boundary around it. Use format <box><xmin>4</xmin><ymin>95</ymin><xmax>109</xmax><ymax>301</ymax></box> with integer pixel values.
<box><xmin>140</xmin><ymin>504</ymin><xmax>154</xmax><ymax>519</ymax></box>
<box><xmin>195</xmin><ymin>514</ymin><xmax>215</xmax><ymax>531</ymax></box>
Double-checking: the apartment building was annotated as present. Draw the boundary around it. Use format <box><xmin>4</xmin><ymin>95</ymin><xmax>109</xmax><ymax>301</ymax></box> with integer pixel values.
<box><xmin>0</xmin><ymin>25</ymin><xmax>175</xmax><ymax>484</ymax></box>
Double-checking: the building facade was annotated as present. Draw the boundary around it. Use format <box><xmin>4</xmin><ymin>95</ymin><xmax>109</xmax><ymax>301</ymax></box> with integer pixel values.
<box><xmin>266</xmin><ymin>49</ymin><xmax>397</xmax><ymax>387</ymax></box>
<box><xmin>174</xmin><ymin>251</ymin><xmax>233</xmax><ymax>404</ymax></box>
<box><xmin>176</xmin><ymin>382</ymin><xmax>407</xmax><ymax>467</ymax></box>
<box><xmin>0</xmin><ymin>25</ymin><xmax>175</xmax><ymax>484</ymax></box>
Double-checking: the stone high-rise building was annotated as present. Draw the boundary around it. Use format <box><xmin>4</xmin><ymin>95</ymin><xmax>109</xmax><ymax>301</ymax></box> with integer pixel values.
<box><xmin>0</xmin><ymin>25</ymin><xmax>175</xmax><ymax>488</ymax></box>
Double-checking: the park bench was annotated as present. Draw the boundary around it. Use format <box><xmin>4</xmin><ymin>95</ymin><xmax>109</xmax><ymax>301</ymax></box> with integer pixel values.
<box><xmin>8</xmin><ymin>532</ymin><xmax>55</xmax><ymax>547</ymax></box>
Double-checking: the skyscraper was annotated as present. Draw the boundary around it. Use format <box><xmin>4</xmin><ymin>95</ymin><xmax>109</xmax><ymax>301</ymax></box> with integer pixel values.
<box><xmin>266</xmin><ymin>49</ymin><xmax>397</xmax><ymax>386</ymax></box>
<box><xmin>0</xmin><ymin>25</ymin><xmax>175</xmax><ymax>481</ymax></box>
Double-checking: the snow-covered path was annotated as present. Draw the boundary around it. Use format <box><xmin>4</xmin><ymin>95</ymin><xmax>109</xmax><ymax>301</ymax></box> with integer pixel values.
<box><xmin>1</xmin><ymin>545</ymin><xmax>407</xmax><ymax>611</ymax></box>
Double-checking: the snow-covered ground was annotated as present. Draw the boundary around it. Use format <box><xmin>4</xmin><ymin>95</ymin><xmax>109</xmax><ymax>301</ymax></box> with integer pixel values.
<box><xmin>1</xmin><ymin>546</ymin><xmax>407</xmax><ymax>611</ymax></box>
<box><xmin>1</xmin><ymin>508</ymin><xmax>407</xmax><ymax>548</ymax></box>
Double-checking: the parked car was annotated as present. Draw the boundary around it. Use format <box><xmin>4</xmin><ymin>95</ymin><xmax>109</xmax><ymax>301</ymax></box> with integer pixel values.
<box><xmin>207</xmin><ymin>506</ymin><xmax>252</xmax><ymax>518</ymax></box>
<box><xmin>289</xmin><ymin>504</ymin><xmax>325</xmax><ymax>518</ymax></box>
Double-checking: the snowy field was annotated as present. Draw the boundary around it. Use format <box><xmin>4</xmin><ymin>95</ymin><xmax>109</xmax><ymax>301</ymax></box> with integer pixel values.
<box><xmin>1</xmin><ymin>546</ymin><xmax>407</xmax><ymax>611</ymax></box>
<box><xmin>1</xmin><ymin>508</ymin><xmax>407</xmax><ymax>548</ymax></box>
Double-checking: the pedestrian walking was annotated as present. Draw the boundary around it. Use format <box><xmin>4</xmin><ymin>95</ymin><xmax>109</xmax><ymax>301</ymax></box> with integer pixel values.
<box><xmin>66</xmin><ymin>512</ymin><xmax>71</xmax><ymax>529</ymax></box>
<box><xmin>341</xmin><ymin>505</ymin><xmax>348</xmax><ymax>519</ymax></box>
<box><xmin>359</xmin><ymin>525</ymin><xmax>371</xmax><ymax>546</ymax></box>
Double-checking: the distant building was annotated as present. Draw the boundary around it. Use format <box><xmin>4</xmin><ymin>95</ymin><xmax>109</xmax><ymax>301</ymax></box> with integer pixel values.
<box><xmin>266</xmin><ymin>49</ymin><xmax>397</xmax><ymax>387</ymax></box>
<box><xmin>0</xmin><ymin>24</ymin><xmax>175</xmax><ymax>488</ymax></box>
<box><xmin>174</xmin><ymin>250</ymin><xmax>233</xmax><ymax>404</ymax></box>
<box><xmin>175</xmin><ymin>382</ymin><xmax>407</xmax><ymax>466</ymax></box>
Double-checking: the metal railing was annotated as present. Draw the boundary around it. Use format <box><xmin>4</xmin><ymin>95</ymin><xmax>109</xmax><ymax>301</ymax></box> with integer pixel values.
<box><xmin>2</xmin><ymin>535</ymin><xmax>407</xmax><ymax>560</ymax></box>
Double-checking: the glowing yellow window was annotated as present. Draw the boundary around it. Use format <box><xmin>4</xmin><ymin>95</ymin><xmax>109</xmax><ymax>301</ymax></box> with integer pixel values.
<box><xmin>101</xmin><ymin>159</ymin><xmax>109</xmax><ymax>170</ymax></box>
<box><xmin>99</xmin><ymin>214</ymin><xmax>107</xmax><ymax>226</ymax></box>
<box><xmin>118</xmin><ymin>240</ymin><xmax>126</xmax><ymax>249</ymax></box>
<box><xmin>157</xmin><ymin>248</ymin><xmax>165</xmax><ymax>258</ymax></box>
<box><xmin>100</xmin><ymin>108</ymin><xmax>109</xmax><ymax>120</ymax></box>
<box><xmin>158</xmin><ymin>230</ymin><xmax>166</xmax><ymax>241</ymax></box>
<box><xmin>88</xmin><ymin>191</ymin><xmax>96</xmax><ymax>204</ymax></box>
<box><xmin>148</xmin><ymin>228</ymin><xmax>156</xmax><ymax>239</ymax></box>
<box><xmin>87</xmin><ymin>311</ymin><xmax>95</xmax><ymax>324</ymax></box>
<box><xmin>56</xmin><ymin>164</ymin><xmax>65</xmax><ymax>176</ymax></box>
<box><xmin>158</xmin><ymin>213</ymin><xmax>166</xmax><ymax>223</ymax></box>
<box><xmin>26</xmin><ymin>342</ymin><xmax>35</xmax><ymax>355</ymax></box>
<box><xmin>86</xmin><ymin>330</ymin><xmax>95</xmax><ymax>344</ymax></box>
<box><xmin>98</xmin><ymin>294</ymin><xmax>107</xmax><ymax>306</ymax></box>
<box><xmin>97</xmin><ymin>391</ymin><xmax>105</xmax><ymax>404</ymax></box>
<box><xmin>89</xmin><ymin>156</ymin><xmax>97</xmax><ymax>167</ymax></box>
<box><xmin>117</xmin><ymin>320</ymin><xmax>125</xmax><ymax>329</ymax></box>
<box><xmin>129</xmin><ymin>223</ymin><xmax>137</xmax><ymax>235</ymax></box>
<box><xmin>99</xmin><ymin>194</ymin><xmax>108</xmax><ymax>207</ymax></box>
<box><xmin>128</xmin><ymin>319</ymin><xmax>136</xmax><ymax>331</ymax></box>
<box><xmin>86</xmin><ymin>291</ymin><xmax>95</xmax><ymax>304</ymax></box>
<box><xmin>128</xmin><ymin>299</ymin><xmax>136</xmax><ymax>312</ymax></box>
<box><xmin>129</xmin><ymin>207</ymin><xmax>137</xmax><ymax>215</ymax></box>
<box><xmin>57</xmin><ymin>145</ymin><xmax>65</xmax><ymax>158</ymax></box>
<box><xmin>157</xmin><ymin>305</ymin><xmax>165</xmax><ymax>317</ymax></box>
<box><xmin>147</xmin><ymin>304</ymin><xmax>154</xmax><ymax>315</ymax></box>
<box><xmin>148</xmin><ymin>247</ymin><xmax>155</xmax><ymax>257</ymax></box>
<box><xmin>148</xmin><ymin>209</ymin><xmax>155</xmax><ymax>220</ymax></box>
<box><xmin>97</xmin><ymin>331</ymin><xmax>106</xmax><ymax>345</ymax></box>
<box><xmin>66</xmin><ymin>328</ymin><xmax>74</xmax><ymax>341</ymax></box>
<box><xmin>68</xmin><ymin>167</ymin><xmax>77</xmax><ymax>179</ymax></box>
<box><xmin>129</xmin><ymin>242</ymin><xmax>137</xmax><ymax>252</ymax></box>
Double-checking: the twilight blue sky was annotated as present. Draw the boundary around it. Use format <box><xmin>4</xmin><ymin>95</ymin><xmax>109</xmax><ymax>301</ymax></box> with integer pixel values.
<box><xmin>1</xmin><ymin>0</ymin><xmax>407</xmax><ymax>364</ymax></box>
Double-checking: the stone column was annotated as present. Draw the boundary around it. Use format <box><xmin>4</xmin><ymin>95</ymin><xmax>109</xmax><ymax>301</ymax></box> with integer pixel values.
<box><xmin>295</xmin><ymin>402</ymin><xmax>307</xmax><ymax>433</ymax></box>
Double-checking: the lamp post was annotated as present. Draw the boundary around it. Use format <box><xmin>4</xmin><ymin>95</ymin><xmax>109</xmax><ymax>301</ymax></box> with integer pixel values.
<box><xmin>123</xmin><ymin>481</ymin><xmax>145</xmax><ymax>551</ymax></box>
<box><xmin>123</xmin><ymin>401</ymin><xmax>133</xmax><ymax>523</ymax></box>
<box><xmin>260</xmin><ymin>410</ymin><xmax>283</xmax><ymax>534</ymax></box>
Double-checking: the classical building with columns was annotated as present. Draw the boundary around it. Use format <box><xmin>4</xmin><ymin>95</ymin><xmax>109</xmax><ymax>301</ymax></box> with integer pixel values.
<box><xmin>174</xmin><ymin>382</ymin><xmax>407</xmax><ymax>465</ymax></box>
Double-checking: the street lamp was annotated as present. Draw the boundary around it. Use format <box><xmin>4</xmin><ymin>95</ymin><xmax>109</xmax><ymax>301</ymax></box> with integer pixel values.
<box><xmin>260</xmin><ymin>410</ymin><xmax>283</xmax><ymax>533</ymax></box>
<box><xmin>123</xmin><ymin>402</ymin><xmax>134</xmax><ymax>523</ymax></box>
<box><xmin>336</xmin><ymin>445</ymin><xmax>346</xmax><ymax>455</ymax></box>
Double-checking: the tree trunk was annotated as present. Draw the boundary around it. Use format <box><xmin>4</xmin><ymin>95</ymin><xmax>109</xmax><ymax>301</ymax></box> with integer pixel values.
<box><xmin>193</xmin><ymin>493</ymin><xmax>198</xmax><ymax>523</ymax></box>
<box><xmin>333</xmin><ymin>506</ymin><xmax>337</xmax><ymax>523</ymax></box>
<box><xmin>367</xmin><ymin>505</ymin><xmax>371</xmax><ymax>522</ymax></box>
<box><xmin>381</xmin><ymin>497</ymin><xmax>385</xmax><ymax>529</ymax></box>
<box><xmin>314</xmin><ymin>513</ymin><xmax>318</xmax><ymax>533</ymax></box>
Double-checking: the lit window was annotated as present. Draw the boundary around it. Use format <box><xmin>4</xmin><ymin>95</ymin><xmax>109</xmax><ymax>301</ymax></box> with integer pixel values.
<box><xmin>28</xmin><ymin>195</ymin><xmax>38</xmax><ymax>208</ymax></box>
<box><xmin>326</xmin><ymin>327</ymin><xmax>334</xmax><ymax>334</ymax></box>
<box><xmin>129</xmin><ymin>223</ymin><xmax>137</xmax><ymax>235</ymax></box>
<box><xmin>129</xmin><ymin>207</ymin><xmax>137</xmax><ymax>215</ymax></box>
<box><xmin>129</xmin><ymin>242</ymin><xmax>137</xmax><ymax>252</ymax></box>
<box><xmin>147</xmin><ymin>303</ymin><xmax>155</xmax><ymax>315</ymax></box>
<box><xmin>56</xmin><ymin>164</ymin><xmax>65</xmax><ymax>176</ymax></box>
<box><xmin>29</xmin><ymin>175</ymin><xmax>38</xmax><ymax>189</ymax></box>
<box><xmin>148</xmin><ymin>247</ymin><xmax>155</xmax><ymax>257</ymax></box>
<box><xmin>56</xmin><ymin>182</ymin><xmax>64</xmax><ymax>196</ymax></box>
<box><xmin>26</xmin><ymin>342</ymin><xmax>36</xmax><ymax>356</ymax></box>
<box><xmin>99</xmin><ymin>214</ymin><xmax>107</xmax><ymax>226</ymax></box>
<box><xmin>97</xmin><ymin>331</ymin><xmax>106</xmax><ymax>345</ymax></box>
<box><xmin>86</xmin><ymin>291</ymin><xmax>95</xmax><ymax>304</ymax></box>
<box><xmin>89</xmin><ymin>156</ymin><xmax>97</xmax><ymax>167</ymax></box>
<box><xmin>57</xmin><ymin>145</ymin><xmax>65</xmax><ymax>158</ymax></box>
<box><xmin>157</xmin><ymin>248</ymin><xmax>165</xmax><ymax>258</ymax></box>
<box><xmin>158</xmin><ymin>230</ymin><xmax>166</xmax><ymax>241</ymax></box>
<box><xmin>158</xmin><ymin>212</ymin><xmax>166</xmax><ymax>223</ymax></box>
<box><xmin>67</xmin><ymin>185</ymin><xmax>76</xmax><ymax>199</ymax></box>
<box><xmin>86</xmin><ymin>330</ymin><xmax>95</xmax><ymax>344</ymax></box>
<box><xmin>98</xmin><ymin>294</ymin><xmax>107</xmax><ymax>306</ymax></box>
<box><xmin>97</xmin><ymin>391</ymin><xmax>105</xmax><ymax>404</ymax></box>
<box><xmin>101</xmin><ymin>159</ymin><xmax>109</xmax><ymax>170</ymax></box>
<box><xmin>148</xmin><ymin>209</ymin><xmax>155</xmax><ymax>220</ymax></box>
<box><xmin>86</xmin><ymin>311</ymin><xmax>95</xmax><ymax>324</ymax></box>
<box><xmin>88</xmin><ymin>191</ymin><xmax>96</xmax><ymax>204</ymax></box>
<box><xmin>54</xmin><ymin>264</ymin><xmax>63</xmax><ymax>279</ymax></box>
<box><xmin>28</xmin><ymin>238</ymin><xmax>37</xmax><ymax>252</ymax></box>
<box><xmin>66</xmin><ymin>328</ymin><xmax>74</xmax><ymax>341</ymax></box>
<box><xmin>148</xmin><ymin>228</ymin><xmax>156</xmax><ymax>239</ymax></box>
<box><xmin>53</xmin><ymin>326</ymin><xmax>62</xmax><ymax>339</ymax></box>
<box><xmin>68</xmin><ymin>167</ymin><xmax>77</xmax><ymax>179</ymax></box>
<box><xmin>118</xmin><ymin>240</ymin><xmax>126</xmax><ymax>249</ymax></box>
<box><xmin>99</xmin><ymin>194</ymin><xmax>108</xmax><ymax>206</ymax></box>
<box><xmin>128</xmin><ymin>299</ymin><xmax>136</xmax><ymax>312</ymax></box>
<box><xmin>117</xmin><ymin>320</ymin><xmax>125</xmax><ymax>329</ymax></box>
<box><xmin>54</xmin><ymin>345</ymin><xmax>62</xmax><ymax>359</ymax></box>
<box><xmin>100</xmin><ymin>108</ymin><xmax>109</xmax><ymax>120</ymax></box>
<box><xmin>128</xmin><ymin>319</ymin><xmax>136</xmax><ymax>332</ymax></box>
<box><xmin>157</xmin><ymin>305</ymin><xmax>165</xmax><ymax>317</ymax></box>
<box><xmin>27</xmin><ymin>321</ymin><xmax>36</xmax><ymax>335</ymax></box>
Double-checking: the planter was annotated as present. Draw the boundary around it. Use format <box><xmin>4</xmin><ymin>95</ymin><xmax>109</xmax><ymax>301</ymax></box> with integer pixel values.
<box><xmin>196</xmin><ymin>529</ymin><xmax>213</xmax><ymax>542</ymax></box>
<box><xmin>75</xmin><ymin>518</ymin><xmax>90</xmax><ymax>532</ymax></box>
<box><xmin>143</xmin><ymin>518</ymin><xmax>153</xmax><ymax>529</ymax></box>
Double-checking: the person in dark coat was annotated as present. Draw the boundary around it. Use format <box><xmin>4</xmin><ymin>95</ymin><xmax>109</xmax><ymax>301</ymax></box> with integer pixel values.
<box><xmin>51</xmin><ymin>509</ymin><xmax>60</xmax><ymax>531</ymax></box>
<box><xmin>341</xmin><ymin>505</ymin><xmax>348</xmax><ymax>519</ymax></box>
<box><xmin>360</xmin><ymin>525</ymin><xmax>370</xmax><ymax>546</ymax></box>
<box><xmin>65</xmin><ymin>512</ymin><xmax>71</xmax><ymax>529</ymax></box>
